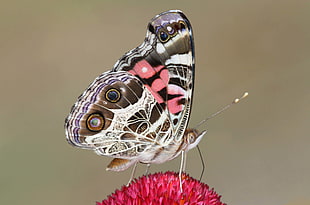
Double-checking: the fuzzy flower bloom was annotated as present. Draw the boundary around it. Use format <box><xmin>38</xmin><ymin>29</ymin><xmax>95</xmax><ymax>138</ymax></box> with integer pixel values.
<box><xmin>97</xmin><ymin>171</ymin><xmax>226</xmax><ymax>205</ymax></box>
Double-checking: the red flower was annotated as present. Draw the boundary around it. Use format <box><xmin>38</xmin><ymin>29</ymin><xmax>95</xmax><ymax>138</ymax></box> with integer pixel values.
<box><xmin>97</xmin><ymin>171</ymin><xmax>226</xmax><ymax>205</ymax></box>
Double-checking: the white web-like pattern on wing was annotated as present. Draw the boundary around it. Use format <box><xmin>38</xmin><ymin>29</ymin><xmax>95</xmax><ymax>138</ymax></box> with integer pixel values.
<box><xmin>85</xmin><ymin>88</ymin><xmax>173</xmax><ymax>158</ymax></box>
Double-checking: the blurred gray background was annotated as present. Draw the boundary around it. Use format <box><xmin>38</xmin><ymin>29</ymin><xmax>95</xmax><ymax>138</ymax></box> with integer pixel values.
<box><xmin>0</xmin><ymin>0</ymin><xmax>309</xmax><ymax>204</ymax></box>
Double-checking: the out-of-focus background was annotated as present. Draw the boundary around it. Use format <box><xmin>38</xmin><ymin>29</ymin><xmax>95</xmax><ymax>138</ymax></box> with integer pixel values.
<box><xmin>1</xmin><ymin>0</ymin><xmax>309</xmax><ymax>204</ymax></box>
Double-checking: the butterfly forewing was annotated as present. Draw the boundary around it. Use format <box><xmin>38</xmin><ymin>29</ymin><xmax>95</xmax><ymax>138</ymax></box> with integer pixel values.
<box><xmin>113</xmin><ymin>10</ymin><xmax>194</xmax><ymax>141</ymax></box>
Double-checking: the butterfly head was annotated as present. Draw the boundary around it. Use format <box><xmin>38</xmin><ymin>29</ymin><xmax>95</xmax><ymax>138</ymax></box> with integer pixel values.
<box><xmin>183</xmin><ymin>129</ymin><xmax>207</xmax><ymax>151</ymax></box>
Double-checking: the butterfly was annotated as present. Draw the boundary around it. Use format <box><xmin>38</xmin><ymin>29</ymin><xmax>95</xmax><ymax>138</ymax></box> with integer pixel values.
<box><xmin>65</xmin><ymin>10</ymin><xmax>206</xmax><ymax>178</ymax></box>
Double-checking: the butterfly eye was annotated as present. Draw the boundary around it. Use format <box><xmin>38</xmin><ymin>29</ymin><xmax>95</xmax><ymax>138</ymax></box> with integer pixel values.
<box><xmin>86</xmin><ymin>114</ymin><xmax>104</xmax><ymax>131</ymax></box>
<box><xmin>158</xmin><ymin>30</ymin><xmax>169</xmax><ymax>42</ymax></box>
<box><xmin>188</xmin><ymin>133</ymin><xmax>196</xmax><ymax>144</ymax></box>
<box><xmin>106</xmin><ymin>88</ymin><xmax>121</xmax><ymax>103</ymax></box>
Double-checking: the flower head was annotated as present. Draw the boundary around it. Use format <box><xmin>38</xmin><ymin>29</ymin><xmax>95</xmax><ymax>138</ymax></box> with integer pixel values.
<box><xmin>97</xmin><ymin>171</ymin><xmax>226</xmax><ymax>205</ymax></box>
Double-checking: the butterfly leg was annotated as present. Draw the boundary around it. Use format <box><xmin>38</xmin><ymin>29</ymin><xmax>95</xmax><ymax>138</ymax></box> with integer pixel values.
<box><xmin>127</xmin><ymin>162</ymin><xmax>138</xmax><ymax>186</ymax></box>
<box><xmin>182</xmin><ymin>151</ymin><xmax>187</xmax><ymax>172</ymax></box>
<box><xmin>196</xmin><ymin>145</ymin><xmax>205</xmax><ymax>181</ymax></box>
<box><xmin>144</xmin><ymin>163</ymin><xmax>151</xmax><ymax>175</ymax></box>
<box><xmin>178</xmin><ymin>150</ymin><xmax>187</xmax><ymax>192</ymax></box>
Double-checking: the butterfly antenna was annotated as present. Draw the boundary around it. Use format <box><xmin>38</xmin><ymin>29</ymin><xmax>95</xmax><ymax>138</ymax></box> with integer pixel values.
<box><xmin>194</xmin><ymin>92</ymin><xmax>249</xmax><ymax>130</ymax></box>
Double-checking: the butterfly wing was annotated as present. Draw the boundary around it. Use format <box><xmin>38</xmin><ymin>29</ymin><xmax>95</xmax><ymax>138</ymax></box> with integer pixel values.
<box><xmin>65</xmin><ymin>10</ymin><xmax>194</xmax><ymax>170</ymax></box>
<box><xmin>113</xmin><ymin>10</ymin><xmax>195</xmax><ymax>141</ymax></box>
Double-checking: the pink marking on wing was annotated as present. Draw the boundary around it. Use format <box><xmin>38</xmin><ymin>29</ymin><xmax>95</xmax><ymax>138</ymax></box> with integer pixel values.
<box><xmin>152</xmin><ymin>78</ymin><xmax>166</xmax><ymax>92</ymax></box>
<box><xmin>133</xmin><ymin>60</ymin><xmax>155</xmax><ymax>79</ymax></box>
<box><xmin>132</xmin><ymin>60</ymin><xmax>165</xmax><ymax>79</ymax></box>
<box><xmin>160</xmin><ymin>69</ymin><xmax>169</xmax><ymax>84</ymax></box>
<box><xmin>151</xmin><ymin>68</ymin><xmax>169</xmax><ymax>92</ymax></box>
<box><xmin>167</xmin><ymin>96</ymin><xmax>184</xmax><ymax>114</ymax></box>
<box><xmin>145</xmin><ymin>84</ymin><xmax>164</xmax><ymax>103</ymax></box>
<box><xmin>167</xmin><ymin>84</ymin><xmax>186</xmax><ymax>114</ymax></box>
<box><xmin>130</xmin><ymin>59</ymin><xmax>167</xmax><ymax>104</ymax></box>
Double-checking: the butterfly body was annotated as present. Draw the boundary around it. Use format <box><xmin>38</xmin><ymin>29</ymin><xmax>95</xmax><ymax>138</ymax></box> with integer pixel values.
<box><xmin>65</xmin><ymin>10</ymin><xmax>205</xmax><ymax>172</ymax></box>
